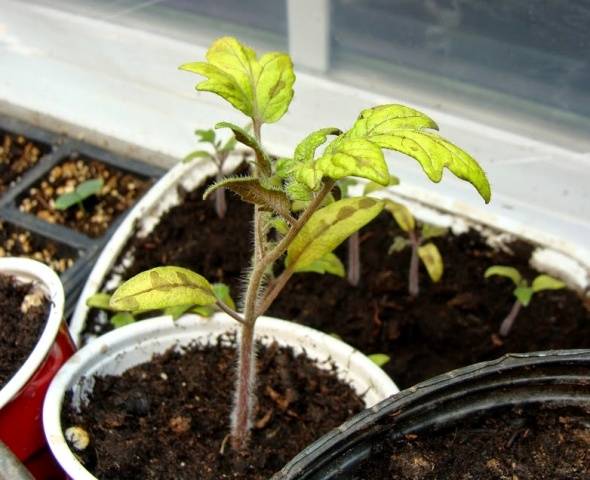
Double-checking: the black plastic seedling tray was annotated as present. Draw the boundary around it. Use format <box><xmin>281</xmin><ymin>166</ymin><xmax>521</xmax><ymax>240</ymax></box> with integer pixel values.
<box><xmin>0</xmin><ymin>114</ymin><xmax>165</xmax><ymax>319</ymax></box>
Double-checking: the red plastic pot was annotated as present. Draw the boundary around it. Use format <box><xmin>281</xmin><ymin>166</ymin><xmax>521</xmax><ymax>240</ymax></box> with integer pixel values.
<box><xmin>0</xmin><ymin>257</ymin><xmax>75</xmax><ymax>479</ymax></box>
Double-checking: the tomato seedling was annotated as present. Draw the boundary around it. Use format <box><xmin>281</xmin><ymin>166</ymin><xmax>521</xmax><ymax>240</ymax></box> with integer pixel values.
<box><xmin>108</xmin><ymin>36</ymin><xmax>490</xmax><ymax>457</ymax></box>
<box><xmin>485</xmin><ymin>265</ymin><xmax>565</xmax><ymax>336</ymax></box>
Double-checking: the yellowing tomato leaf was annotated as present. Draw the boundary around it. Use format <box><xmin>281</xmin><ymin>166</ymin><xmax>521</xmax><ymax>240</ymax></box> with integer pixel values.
<box><xmin>179</xmin><ymin>36</ymin><xmax>295</xmax><ymax>124</ymax></box>
<box><xmin>294</xmin><ymin>252</ymin><xmax>345</xmax><ymax>277</ymax></box>
<box><xmin>347</xmin><ymin>104</ymin><xmax>490</xmax><ymax>203</ymax></box>
<box><xmin>418</xmin><ymin>243</ymin><xmax>444</xmax><ymax>282</ymax></box>
<box><xmin>110</xmin><ymin>266</ymin><xmax>215</xmax><ymax>312</ymax></box>
<box><xmin>384</xmin><ymin>200</ymin><xmax>415</xmax><ymax>232</ymax></box>
<box><xmin>286</xmin><ymin>197</ymin><xmax>383</xmax><ymax>271</ymax></box>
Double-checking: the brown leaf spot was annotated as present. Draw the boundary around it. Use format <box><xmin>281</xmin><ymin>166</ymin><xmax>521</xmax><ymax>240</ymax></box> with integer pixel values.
<box><xmin>359</xmin><ymin>197</ymin><xmax>377</xmax><ymax>208</ymax></box>
<box><xmin>336</xmin><ymin>206</ymin><xmax>356</xmax><ymax>221</ymax></box>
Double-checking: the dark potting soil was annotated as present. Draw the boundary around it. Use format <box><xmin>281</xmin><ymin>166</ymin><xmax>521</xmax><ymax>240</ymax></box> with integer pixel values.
<box><xmin>62</xmin><ymin>339</ymin><xmax>364</xmax><ymax>479</ymax></box>
<box><xmin>0</xmin><ymin>219</ymin><xmax>77</xmax><ymax>273</ymax></box>
<box><xmin>0</xmin><ymin>273</ymin><xmax>49</xmax><ymax>389</ymax></box>
<box><xmin>353</xmin><ymin>404</ymin><xmax>590</xmax><ymax>479</ymax></box>
<box><xmin>0</xmin><ymin>128</ymin><xmax>50</xmax><ymax>195</ymax></box>
<box><xmin>83</xmin><ymin>170</ymin><xmax>590</xmax><ymax>388</ymax></box>
<box><xmin>18</xmin><ymin>155</ymin><xmax>152</xmax><ymax>238</ymax></box>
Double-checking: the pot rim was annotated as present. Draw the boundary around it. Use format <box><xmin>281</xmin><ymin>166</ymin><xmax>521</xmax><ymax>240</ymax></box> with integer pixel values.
<box><xmin>274</xmin><ymin>348</ymin><xmax>590</xmax><ymax>479</ymax></box>
<box><xmin>43</xmin><ymin>313</ymin><xmax>398</xmax><ymax>480</ymax></box>
<box><xmin>0</xmin><ymin>257</ymin><xmax>65</xmax><ymax>408</ymax></box>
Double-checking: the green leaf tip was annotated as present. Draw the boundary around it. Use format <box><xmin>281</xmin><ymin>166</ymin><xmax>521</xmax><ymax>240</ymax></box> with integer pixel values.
<box><xmin>484</xmin><ymin>266</ymin><xmax>523</xmax><ymax>287</ymax></box>
<box><xmin>368</xmin><ymin>353</ymin><xmax>390</xmax><ymax>368</ymax></box>
<box><xmin>110</xmin><ymin>266</ymin><xmax>216</xmax><ymax>312</ymax></box>
<box><xmin>54</xmin><ymin>178</ymin><xmax>104</xmax><ymax>210</ymax></box>
<box><xmin>532</xmin><ymin>274</ymin><xmax>566</xmax><ymax>292</ymax></box>
<box><xmin>180</xmin><ymin>36</ymin><xmax>295</xmax><ymax>125</ymax></box>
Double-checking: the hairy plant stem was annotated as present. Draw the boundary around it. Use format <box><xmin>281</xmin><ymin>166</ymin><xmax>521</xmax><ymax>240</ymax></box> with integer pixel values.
<box><xmin>347</xmin><ymin>231</ymin><xmax>361</xmax><ymax>286</ymax></box>
<box><xmin>229</xmin><ymin>158</ymin><xmax>334</xmax><ymax>451</ymax></box>
<box><xmin>499</xmin><ymin>299</ymin><xmax>522</xmax><ymax>337</ymax></box>
<box><xmin>408</xmin><ymin>229</ymin><xmax>420</xmax><ymax>297</ymax></box>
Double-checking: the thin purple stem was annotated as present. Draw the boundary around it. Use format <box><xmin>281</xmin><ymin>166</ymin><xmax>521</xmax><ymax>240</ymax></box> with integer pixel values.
<box><xmin>347</xmin><ymin>231</ymin><xmax>361</xmax><ymax>286</ymax></box>
<box><xmin>499</xmin><ymin>299</ymin><xmax>522</xmax><ymax>337</ymax></box>
<box><xmin>408</xmin><ymin>229</ymin><xmax>420</xmax><ymax>297</ymax></box>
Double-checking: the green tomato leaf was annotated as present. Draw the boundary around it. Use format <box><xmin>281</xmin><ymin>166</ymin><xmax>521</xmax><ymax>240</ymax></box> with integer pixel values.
<box><xmin>384</xmin><ymin>200</ymin><xmax>415</xmax><ymax>232</ymax></box>
<box><xmin>484</xmin><ymin>266</ymin><xmax>523</xmax><ymax>287</ymax></box>
<box><xmin>215</xmin><ymin>121</ymin><xmax>271</xmax><ymax>176</ymax></box>
<box><xmin>316</xmin><ymin>137</ymin><xmax>389</xmax><ymax>186</ymax></box>
<box><xmin>195</xmin><ymin>129</ymin><xmax>216</xmax><ymax>144</ymax></box>
<box><xmin>514</xmin><ymin>286</ymin><xmax>534</xmax><ymax>307</ymax></box>
<box><xmin>347</xmin><ymin>104</ymin><xmax>491</xmax><ymax>203</ymax></box>
<box><xmin>212</xmin><ymin>283</ymin><xmax>236</xmax><ymax>310</ymax></box>
<box><xmin>110</xmin><ymin>266</ymin><xmax>216</xmax><ymax>312</ymax></box>
<box><xmin>110</xmin><ymin>312</ymin><xmax>135</xmax><ymax>329</ymax></box>
<box><xmin>271</xmin><ymin>217</ymin><xmax>289</xmax><ymax>235</ymax></box>
<box><xmin>417</xmin><ymin>242</ymin><xmax>444</xmax><ymax>282</ymax></box>
<box><xmin>363</xmin><ymin>174</ymin><xmax>400</xmax><ymax>195</ymax></box>
<box><xmin>388</xmin><ymin>236</ymin><xmax>410</xmax><ymax>254</ymax></box>
<box><xmin>286</xmin><ymin>197</ymin><xmax>383</xmax><ymax>271</ymax></box>
<box><xmin>204</xmin><ymin>176</ymin><xmax>291</xmax><ymax>219</ymax></box>
<box><xmin>164</xmin><ymin>304</ymin><xmax>194</xmax><ymax>320</ymax></box>
<box><xmin>294</xmin><ymin>252</ymin><xmax>345</xmax><ymax>277</ymax></box>
<box><xmin>531</xmin><ymin>274</ymin><xmax>566</xmax><ymax>293</ymax></box>
<box><xmin>54</xmin><ymin>192</ymin><xmax>81</xmax><ymax>210</ymax></box>
<box><xmin>76</xmin><ymin>179</ymin><xmax>104</xmax><ymax>200</ymax></box>
<box><xmin>192</xmin><ymin>304</ymin><xmax>216</xmax><ymax>317</ymax></box>
<box><xmin>179</xmin><ymin>36</ymin><xmax>295</xmax><ymax>124</ymax></box>
<box><xmin>294</xmin><ymin>127</ymin><xmax>342</xmax><ymax>164</ymax></box>
<box><xmin>86</xmin><ymin>292</ymin><xmax>113</xmax><ymax>311</ymax></box>
<box><xmin>421</xmin><ymin>223</ymin><xmax>447</xmax><ymax>241</ymax></box>
<box><xmin>368</xmin><ymin>353</ymin><xmax>391</xmax><ymax>368</ymax></box>
<box><xmin>183</xmin><ymin>150</ymin><xmax>212</xmax><ymax>164</ymax></box>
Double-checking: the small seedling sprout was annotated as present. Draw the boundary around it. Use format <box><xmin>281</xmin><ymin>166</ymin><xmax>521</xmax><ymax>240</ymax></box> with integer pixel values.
<box><xmin>484</xmin><ymin>266</ymin><xmax>565</xmax><ymax>336</ymax></box>
<box><xmin>184</xmin><ymin>128</ymin><xmax>238</xmax><ymax>218</ymax></box>
<box><xmin>54</xmin><ymin>178</ymin><xmax>103</xmax><ymax>212</ymax></box>
<box><xmin>386</xmin><ymin>201</ymin><xmax>446</xmax><ymax>296</ymax></box>
<box><xmin>106</xmin><ymin>36</ymin><xmax>490</xmax><ymax>458</ymax></box>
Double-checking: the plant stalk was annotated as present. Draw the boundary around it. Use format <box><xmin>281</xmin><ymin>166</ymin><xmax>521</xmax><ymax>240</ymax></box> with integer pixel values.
<box><xmin>408</xmin><ymin>229</ymin><xmax>420</xmax><ymax>297</ymax></box>
<box><xmin>229</xmin><ymin>178</ymin><xmax>334</xmax><ymax>451</ymax></box>
<box><xmin>499</xmin><ymin>299</ymin><xmax>522</xmax><ymax>337</ymax></box>
<box><xmin>230</xmin><ymin>319</ymin><xmax>256</xmax><ymax>451</ymax></box>
<box><xmin>347</xmin><ymin>231</ymin><xmax>361</xmax><ymax>286</ymax></box>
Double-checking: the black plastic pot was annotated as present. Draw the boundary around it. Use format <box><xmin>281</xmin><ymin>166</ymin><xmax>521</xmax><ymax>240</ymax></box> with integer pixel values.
<box><xmin>273</xmin><ymin>349</ymin><xmax>590</xmax><ymax>479</ymax></box>
<box><xmin>0</xmin><ymin>114</ymin><xmax>165</xmax><ymax>317</ymax></box>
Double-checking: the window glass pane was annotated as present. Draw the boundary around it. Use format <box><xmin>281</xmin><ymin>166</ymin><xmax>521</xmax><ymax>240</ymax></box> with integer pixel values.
<box><xmin>332</xmin><ymin>0</ymin><xmax>590</xmax><ymax>144</ymax></box>
<box><xmin>32</xmin><ymin>0</ymin><xmax>287</xmax><ymax>48</ymax></box>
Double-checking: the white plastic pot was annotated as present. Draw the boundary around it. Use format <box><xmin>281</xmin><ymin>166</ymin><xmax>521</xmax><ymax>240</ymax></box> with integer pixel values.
<box><xmin>71</xmin><ymin>156</ymin><xmax>590</xmax><ymax>347</ymax></box>
<box><xmin>44</xmin><ymin>313</ymin><xmax>398</xmax><ymax>480</ymax></box>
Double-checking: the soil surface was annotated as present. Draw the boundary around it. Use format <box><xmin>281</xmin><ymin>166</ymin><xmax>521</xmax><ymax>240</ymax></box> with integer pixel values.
<box><xmin>62</xmin><ymin>339</ymin><xmax>364</xmax><ymax>479</ymax></box>
<box><xmin>18</xmin><ymin>155</ymin><xmax>151</xmax><ymax>238</ymax></box>
<box><xmin>0</xmin><ymin>129</ymin><xmax>50</xmax><ymax>195</ymax></box>
<box><xmin>0</xmin><ymin>273</ymin><xmax>49</xmax><ymax>389</ymax></box>
<box><xmin>82</xmin><ymin>170</ymin><xmax>590</xmax><ymax>388</ymax></box>
<box><xmin>354</xmin><ymin>405</ymin><xmax>590</xmax><ymax>479</ymax></box>
<box><xmin>0</xmin><ymin>219</ymin><xmax>77</xmax><ymax>273</ymax></box>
